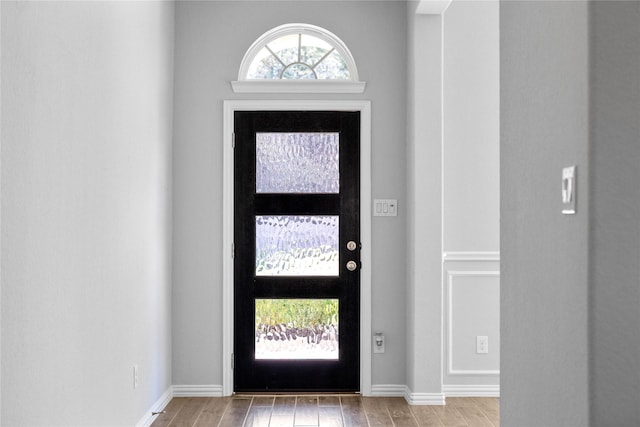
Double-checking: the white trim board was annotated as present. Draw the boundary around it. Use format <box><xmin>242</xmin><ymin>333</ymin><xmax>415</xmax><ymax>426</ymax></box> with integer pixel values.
<box><xmin>135</xmin><ymin>386</ymin><xmax>173</xmax><ymax>427</ymax></box>
<box><xmin>222</xmin><ymin>100</ymin><xmax>373</xmax><ymax>396</ymax></box>
<box><xmin>404</xmin><ymin>387</ymin><xmax>446</xmax><ymax>406</ymax></box>
<box><xmin>370</xmin><ymin>384</ymin><xmax>407</xmax><ymax>397</ymax></box>
<box><xmin>172</xmin><ymin>384</ymin><xmax>224</xmax><ymax>397</ymax></box>
<box><xmin>443</xmin><ymin>384</ymin><xmax>500</xmax><ymax>397</ymax></box>
<box><xmin>371</xmin><ymin>385</ymin><xmax>448</xmax><ymax>405</ymax></box>
<box><xmin>231</xmin><ymin>80</ymin><xmax>366</xmax><ymax>94</ymax></box>
<box><xmin>135</xmin><ymin>384</ymin><xmax>226</xmax><ymax>427</ymax></box>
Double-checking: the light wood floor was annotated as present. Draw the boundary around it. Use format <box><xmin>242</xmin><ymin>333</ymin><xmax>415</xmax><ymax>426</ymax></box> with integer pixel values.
<box><xmin>150</xmin><ymin>395</ymin><xmax>499</xmax><ymax>427</ymax></box>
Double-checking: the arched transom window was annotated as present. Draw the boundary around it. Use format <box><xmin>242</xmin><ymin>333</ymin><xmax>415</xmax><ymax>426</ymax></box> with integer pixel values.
<box><xmin>248</xmin><ymin>32</ymin><xmax>349</xmax><ymax>80</ymax></box>
<box><xmin>232</xmin><ymin>24</ymin><xmax>366</xmax><ymax>93</ymax></box>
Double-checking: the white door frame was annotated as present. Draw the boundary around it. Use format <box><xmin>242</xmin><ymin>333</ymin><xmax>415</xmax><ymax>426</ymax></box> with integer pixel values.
<box><xmin>222</xmin><ymin>100</ymin><xmax>372</xmax><ymax>396</ymax></box>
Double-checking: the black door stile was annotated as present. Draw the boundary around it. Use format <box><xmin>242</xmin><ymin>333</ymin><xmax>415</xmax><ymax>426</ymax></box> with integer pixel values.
<box><xmin>234</xmin><ymin>111</ymin><xmax>360</xmax><ymax>392</ymax></box>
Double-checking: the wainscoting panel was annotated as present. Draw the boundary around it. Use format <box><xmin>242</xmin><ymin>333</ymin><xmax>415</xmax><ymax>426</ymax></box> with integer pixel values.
<box><xmin>443</xmin><ymin>253</ymin><xmax>500</xmax><ymax>394</ymax></box>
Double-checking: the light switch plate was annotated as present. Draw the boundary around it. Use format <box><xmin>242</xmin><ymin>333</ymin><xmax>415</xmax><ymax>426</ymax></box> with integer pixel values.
<box><xmin>374</xmin><ymin>199</ymin><xmax>397</xmax><ymax>217</ymax></box>
<box><xmin>562</xmin><ymin>166</ymin><xmax>577</xmax><ymax>215</ymax></box>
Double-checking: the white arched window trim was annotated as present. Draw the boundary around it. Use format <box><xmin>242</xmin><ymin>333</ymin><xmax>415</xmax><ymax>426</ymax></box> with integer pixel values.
<box><xmin>231</xmin><ymin>23</ymin><xmax>366</xmax><ymax>94</ymax></box>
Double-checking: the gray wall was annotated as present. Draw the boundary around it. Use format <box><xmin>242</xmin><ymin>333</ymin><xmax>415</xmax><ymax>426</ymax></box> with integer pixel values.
<box><xmin>443</xmin><ymin>0</ymin><xmax>499</xmax><ymax>253</ymax></box>
<box><xmin>172</xmin><ymin>1</ymin><xmax>408</xmax><ymax>387</ymax></box>
<box><xmin>503</xmin><ymin>1</ymin><xmax>640</xmax><ymax>425</ymax></box>
<box><xmin>501</xmin><ymin>1</ymin><xmax>591</xmax><ymax>425</ymax></box>
<box><xmin>590</xmin><ymin>2</ymin><xmax>640</xmax><ymax>425</ymax></box>
<box><xmin>1</xmin><ymin>2</ymin><xmax>174</xmax><ymax>425</ymax></box>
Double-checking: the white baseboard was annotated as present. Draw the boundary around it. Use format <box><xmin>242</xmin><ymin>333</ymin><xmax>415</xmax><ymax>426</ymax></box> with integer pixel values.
<box><xmin>135</xmin><ymin>386</ymin><xmax>173</xmax><ymax>427</ymax></box>
<box><xmin>404</xmin><ymin>387</ymin><xmax>446</xmax><ymax>406</ymax></box>
<box><xmin>371</xmin><ymin>385</ymin><xmax>453</xmax><ymax>405</ymax></box>
<box><xmin>369</xmin><ymin>384</ymin><xmax>407</xmax><ymax>397</ymax></box>
<box><xmin>443</xmin><ymin>384</ymin><xmax>500</xmax><ymax>397</ymax></box>
<box><xmin>172</xmin><ymin>384</ymin><xmax>224</xmax><ymax>397</ymax></box>
<box><xmin>135</xmin><ymin>382</ymin><xmax>495</xmax><ymax>424</ymax></box>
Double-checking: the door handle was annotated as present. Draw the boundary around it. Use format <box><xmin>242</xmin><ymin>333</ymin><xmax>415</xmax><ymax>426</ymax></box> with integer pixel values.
<box><xmin>346</xmin><ymin>260</ymin><xmax>358</xmax><ymax>271</ymax></box>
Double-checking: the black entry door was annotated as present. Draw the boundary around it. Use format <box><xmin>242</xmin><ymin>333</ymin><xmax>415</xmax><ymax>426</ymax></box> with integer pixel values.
<box><xmin>234</xmin><ymin>111</ymin><xmax>360</xmax><ymax>392</ymax></box>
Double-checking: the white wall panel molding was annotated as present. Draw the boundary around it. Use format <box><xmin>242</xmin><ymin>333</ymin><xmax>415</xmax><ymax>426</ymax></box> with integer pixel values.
<box><xmin>404</xmin><ymin>387</ymin><xmax>446</xmax><ymax>406</ymax></box>
<box><xmin>172</xmin><ymin>385</ymin><xmax>224</xmax><ymax>397</ymax></box>
<box><xmin>443</xmin><ymin>252</ymin><xmax>500</xmax><ymax>262</ymax></box>
<box><xmin>135</xmin><ymin>387</ymin><xmax>174</xmax><ymax>427</ymax></box>
<box><xmin>443</xmin><ymin>384</ymin><xmax>500</xmax><ymax>397</ymax></box>
<box><xmin>447</xmin><ymin>369</ymin><xmax>500</xmax><ymax>376</ymax></box>
<box><xmin>370</xmin><ymin>384</ymin><xmax>407</xmax><ymax>397</ymax></box>
<box><xmin>446</xmin><ymin>270</ymin><xmax>500</xmax><ymax>376</ymax></box>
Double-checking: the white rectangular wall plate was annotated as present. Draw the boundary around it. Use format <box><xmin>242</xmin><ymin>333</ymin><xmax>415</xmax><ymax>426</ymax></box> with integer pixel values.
<box><xmin>373</xmin><ymin>333</ymin><xmax>385</xmax><ymax>353</ymax></box>
<box><xmin>476</xmin><ymin>336</ymin><xmax>489</xmax><ymax>354</ymax></box>
<box><xmin>373</xmin><ymin>199</ymin><xmax>397</xmax><ymax>216</ymax></box>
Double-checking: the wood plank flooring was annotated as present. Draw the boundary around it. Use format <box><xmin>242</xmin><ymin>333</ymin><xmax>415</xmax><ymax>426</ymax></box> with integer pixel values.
<box><xmin>150</xmin><ymin>395</ymin><xmax>499</xmax><ymax>427</ymax></box>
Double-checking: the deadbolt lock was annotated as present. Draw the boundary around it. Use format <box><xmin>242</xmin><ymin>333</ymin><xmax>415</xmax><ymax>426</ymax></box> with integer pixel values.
<box><xmin>346</xmin><ymin>241</ymin><xmax>358</xmax><ymax>251</ymax></box>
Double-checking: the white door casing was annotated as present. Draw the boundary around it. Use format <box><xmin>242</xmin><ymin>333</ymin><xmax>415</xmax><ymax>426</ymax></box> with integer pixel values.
<box><xmin>222</xmin><ymin>100</ymin><xmax>372</xmax><ymax>396</ymax></box>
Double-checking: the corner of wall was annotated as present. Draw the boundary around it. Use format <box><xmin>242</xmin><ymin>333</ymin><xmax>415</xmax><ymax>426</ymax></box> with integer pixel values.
<box><xmin>406</xmin><ymin>8</ymin><xmax>444</xmax><ymax>395</ymax></box>
<box><xmin>0</xmin><ymin>0</ymin><xmax>3</xmax><ymax>422</ymax></box>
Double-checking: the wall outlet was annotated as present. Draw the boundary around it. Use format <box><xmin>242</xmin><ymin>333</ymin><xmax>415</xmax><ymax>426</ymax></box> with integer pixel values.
<box><xmin>476</xmin><ymin>336</ymin><xmax>489</xmax><ymax>354</ymax></box>
<box><xmin>373</xmin><ymin>333</ymin><xmax>385</xmax><ymax>353</ymax></box>
<box><xmin>133</xmin><ymin>365</ymin><xmax>139</xmax><ymax>389</ymax></box>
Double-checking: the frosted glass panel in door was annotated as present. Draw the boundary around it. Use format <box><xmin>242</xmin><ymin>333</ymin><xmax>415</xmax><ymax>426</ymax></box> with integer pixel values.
<box><xmin>256</xmin><ymin>133</ymin><xmax>339</xmax><ymax>193</ymax></box>
<box><xmin>255</xmin><ymin>299</ymin><xmax>339</xmax><ymax>360</ymax></box>
<box><xmin>255</xmin><ymin>216</ymin><xmax>339</xmax><ymax>276</ymax></box>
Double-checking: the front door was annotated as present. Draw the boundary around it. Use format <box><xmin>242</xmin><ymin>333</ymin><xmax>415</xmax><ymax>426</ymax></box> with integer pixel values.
<box><xmin>234</xmin><ymin>111</ymin><xmax>361</xmax><ymax>392</ymax></box>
